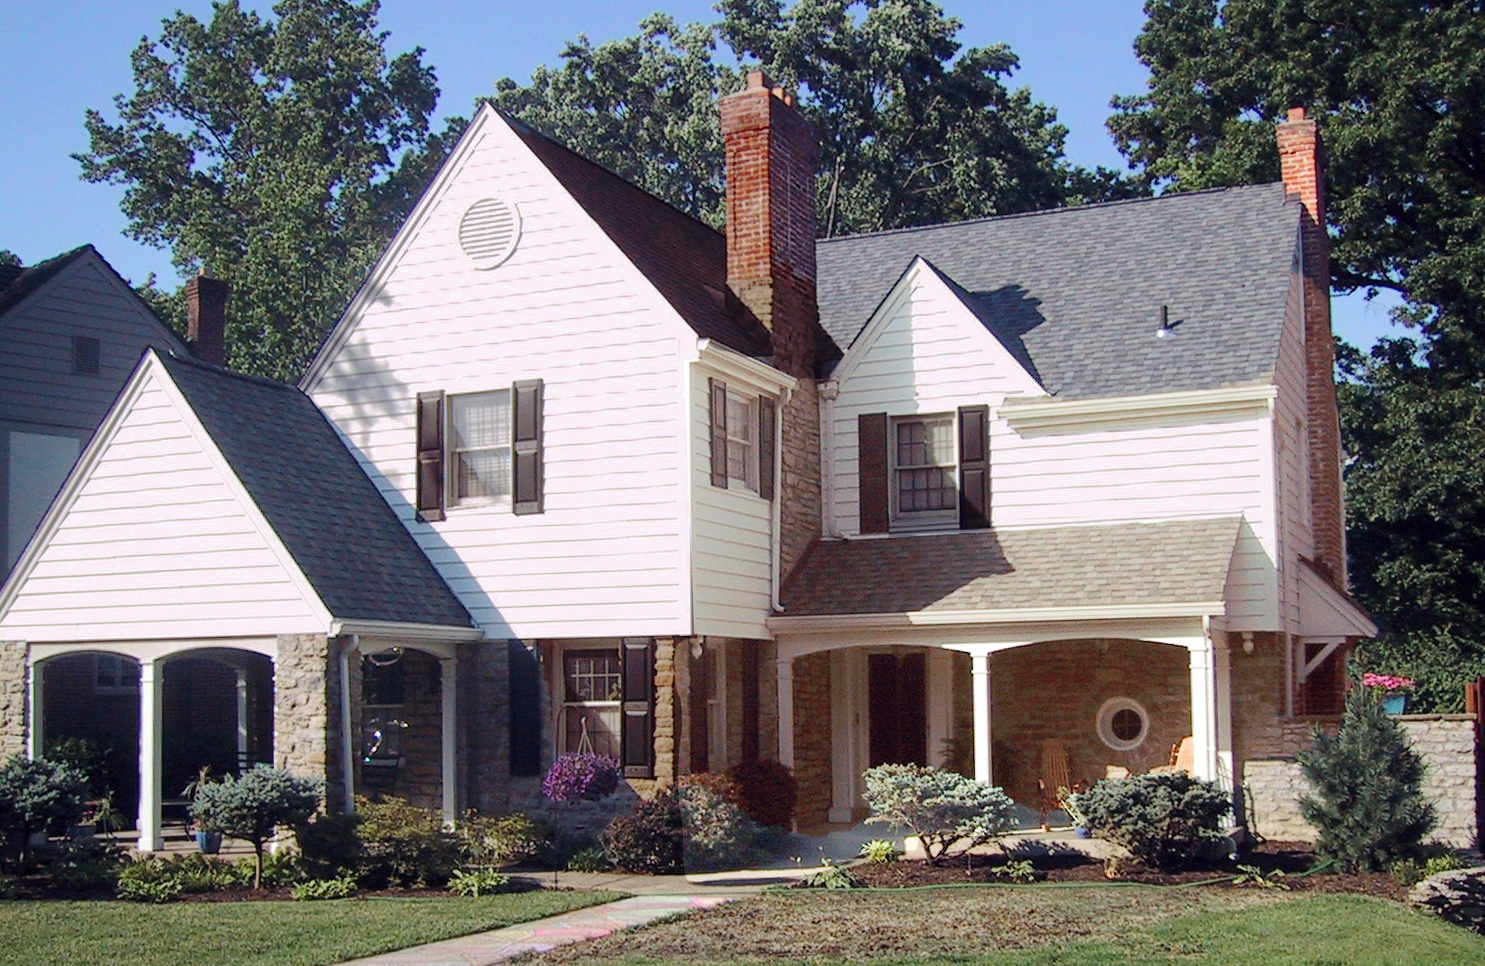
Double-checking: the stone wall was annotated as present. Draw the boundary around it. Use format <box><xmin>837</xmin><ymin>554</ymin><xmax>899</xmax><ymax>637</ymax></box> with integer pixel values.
<box><xmin>461</xmin><ymin>640</ymin><xmax>510</xmax><ymax>814</ymax></box>
<box><xmin>0</xmin><ymin>642</ymin><xmax>26</xmax><ymax>759</ymax></box>
<box><xmin>792</xmin><ymin>651</ymin><xmax>832</xmax><ymax>828</ymax></box>
<box><xmin>1245</xmin><ymin>715</ymin><xmax>1479</xmax><ymax>849</ymax></box>
<box><xmin>274</xmin><ymin>633</ymin><xmax>341</xmax><ymax>807</ymax></box>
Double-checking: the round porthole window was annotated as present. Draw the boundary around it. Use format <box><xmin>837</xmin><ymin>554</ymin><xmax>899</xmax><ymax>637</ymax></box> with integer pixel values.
<box><xmin>1096</xmin><ymin>697</ymin><xmax>1149</xmax><ymax>752</ymax></box>
<box><xmin>458</xmin><ymin>197</ymin><xmax>521</xmax><ymax>270</ymax></box>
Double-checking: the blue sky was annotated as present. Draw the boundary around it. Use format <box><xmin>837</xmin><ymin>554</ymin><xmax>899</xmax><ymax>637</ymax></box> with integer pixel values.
<box><xmin>1</xmin><ymin>0</ymin><xmax>1400</xmax><ymax>345</ymax></box>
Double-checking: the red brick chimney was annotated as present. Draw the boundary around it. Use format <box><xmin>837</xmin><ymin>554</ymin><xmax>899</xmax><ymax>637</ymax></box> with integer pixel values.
<box><xmin>720</xmin><ymin>71</ymin><xmax>822</xmax><ymax>578</ymax></box>
<box><xmin>185</xmin><ymin>271</ymin><xmax>227</xmax><ymax>367</ymax></box>
<box><xmin>1276</xmin><ymin>107</ymin><xmax>1345</xmax><ymax>582</ymax></box>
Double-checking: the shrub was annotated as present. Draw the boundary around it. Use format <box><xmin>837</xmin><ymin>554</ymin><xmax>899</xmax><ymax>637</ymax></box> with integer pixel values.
<box><xmin>724</xmin><ymin>760</ymin><xmax>797</xmax><ymax>829</ymax></box>
<box><xmin>1078</xmin><ymin>772</ymin><xmax>1230</xmax><ymax>871</ymax></box>
<box><xmin>295</xmin><ymin>810</ymin><xmax>363</xmax><ymax>880</ymax></box>
<box><xmin>190</xmin><ymin>765</ymin><xmax>320</xmax><ymax>888</ymax></box>
<box><xmin>1298</xmin><ymin>686</ymin><xmax>1436</xmax><ymax>872</ymax></box>
<box><xmin>459</xmin><ymin>812</ymin><xmax>547</xmax><ymax>868</ymax></box>
<box><xmin>862</xmin><ymin>763</ymin><xmax>1016</xmax><ymax>865</ymax></box>
<box><xmin>354</xmin><ymin>796</ymin><xmax>460</xmax><ymax>888</ymax></box>
<box><xmin>48</xmin><ymin>838</ymin><xmax>125</xmax><ymax>893</ymax></box>
<box><xmin>291</xmin><ymin>875</ymin><xmax>358</xmax><ymax>900</ymax></box>
<box><xmin>0</xmin><ymin>755</ymin><xmax>88</xmax><ymax>871</ymax></box>
<box><xmin>448</xmin><ymin>867</ymin><xmax>513</xmax><ymax>896</ymax></box>
<box><xmin>678</xmin><ymin>775</ymin><xmax>764</xmax><ymax>872</ymax></box>
<box><xmin>114</xmin><ymin>854</ymin><xmax>247</xmax><ymax>902</ymax></box>
<box><xmin>542</xmin><ymin>753</ymin><xmax>621</xmax><ymax>804</ymax></box>
<box><xmin>603</xmin><ymin>788</ymin><xmax>683</xmax><ymax>874</ymax></box>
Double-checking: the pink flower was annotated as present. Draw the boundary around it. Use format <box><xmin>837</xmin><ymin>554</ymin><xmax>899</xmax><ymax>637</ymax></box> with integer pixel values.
<box><xmin>1360</xmin><ymin>672</ymin><xmax>1415</xmax><ymax>692</ymax></box>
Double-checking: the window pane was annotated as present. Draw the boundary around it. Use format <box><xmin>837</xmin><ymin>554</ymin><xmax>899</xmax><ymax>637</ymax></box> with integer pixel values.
<box><xmin>564</xmin><ymin>706</ymin><xmax>620</xmax><ymax>758</ymax></box>
<box><xmin>565</xmin><ymin>651</ymin><xmax>623</xmax><ymax>702</ymax></box>
<box><xmin>450</xmin><ymin>393</ymin><xmax>510</xmax><ymax>449</ymax></box>
<box><xmin>726</xmin><ymin>397</ymin><xmax>753</xmax><ymax>444</ymax></box>
<box><xmin>897</xmin><ymin>466</ymin><xmax>955</xmax><ymax>511</ymax></box>
<box><xmin>457</xmin><ymin>449</ymin><xmax>511</xmax><ymax>501</ymax></box>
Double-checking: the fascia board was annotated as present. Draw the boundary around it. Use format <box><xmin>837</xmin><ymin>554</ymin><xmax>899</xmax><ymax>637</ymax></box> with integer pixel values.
<box><xmin>695</xmin><ymin>339</ymin><xmax>797</xmax><ymax>394</ymax></box>
<box><xmin>329</xmin><ymin>619</ymin><xmax>485</xmax><ymax>643</ymax></box>
<box><xmin>1001</xmin><ymin>384</ymin><xmax>1278</xmax><ymax>432</ymax></box>
<box><xmin>768</xmin><ymin>600</ymin><xmax>1228</xmax><ymax>634</ymax></box>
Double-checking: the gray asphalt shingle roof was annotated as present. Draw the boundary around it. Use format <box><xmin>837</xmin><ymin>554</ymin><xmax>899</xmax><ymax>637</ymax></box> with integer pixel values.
<box><xmin>780</xmin><ymin>518</ymin><xmax>1241</xmax><ymax>617</ymax></box>
<box><xmin>817</xmin><ymin>183</ymin><xmax>1300</xmax><ymax>399</ymax></box>
<box><xmin>160</xmin><ymin>353</ymin><xmax>474</xmax><ymax>630</ymax></box>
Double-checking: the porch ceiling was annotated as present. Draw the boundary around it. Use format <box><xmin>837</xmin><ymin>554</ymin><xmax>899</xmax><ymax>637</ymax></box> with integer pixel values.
<box><xmin>780</xmin><ymin>517</ymin><xmax>1241</xmax><ymax>617</ymax></box>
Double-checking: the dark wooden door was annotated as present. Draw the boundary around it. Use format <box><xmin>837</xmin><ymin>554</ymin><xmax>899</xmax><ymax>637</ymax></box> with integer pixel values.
<box><xmin>868</xmin><ymin>652</ymin><xmax>928</xmax><ymax>766</ymax></box>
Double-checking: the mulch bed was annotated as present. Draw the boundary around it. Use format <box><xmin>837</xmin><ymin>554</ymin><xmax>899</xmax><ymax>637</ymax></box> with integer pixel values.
<box><xmin>846</xmin><ymin>840</ymin><xmax>1406</xmax><ymax>901</ymax></box>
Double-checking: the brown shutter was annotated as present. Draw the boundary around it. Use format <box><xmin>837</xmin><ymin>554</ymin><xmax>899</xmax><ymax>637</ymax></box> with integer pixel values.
<box><xmin>709</xmin><ymin>378</ymin><xmax>728</xmax><ymax>488</ymax></box>
<box><xmin>512</xmin><ymin>379</ymin><xmax>544</xmax><ymax>515</ymax></box>
<box><xmin>620</xmin><ymin>638</ymin><xmax>655</xmax><ymax>777</ymax></box>
<box><xmin>416</xmin><ymin>391</ymin><xmax>445</xmax><ymax>522</ymax></box>
<box><xmin>858</xmin><ymin>412</ymin><xmax>889</xmax><ymax>533</ymax></box>
<box><xmin>758</xmin><ymin>396</ymin><xmax>777</xmax><ymax>501</ymax></box>
<box><xmin>958</xmin><ymin>405</ymin><xmax>990</xmax><ymax>530</ymax></box>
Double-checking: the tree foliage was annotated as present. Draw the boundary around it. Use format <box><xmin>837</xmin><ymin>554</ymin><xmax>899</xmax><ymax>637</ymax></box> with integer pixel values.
<box><xmin>76</xmin><ymin>0</ymin><xmax>457</xmax><ymax>381</ymax></box>
<box><xmin>491</xmin><ymin>0</ymin><xmax>1138</xmax><ymax>237</ymax></box>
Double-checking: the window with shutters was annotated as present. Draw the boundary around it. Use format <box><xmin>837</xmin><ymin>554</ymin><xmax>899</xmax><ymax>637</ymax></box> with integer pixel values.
<box><xmin>449</xmin><ymin>391</ymin><xmax>512</xmax><ymax>507</ymax></box>
<box><xmin>891</xmin><ymin>414</ymin><xmax>957</xmax><ymax>529</ymax></box>
<box><xmin>416</xmin><ymin>380</ymin><xmax>543</xmax><ymax>520</ymax></box>
<box><xmin>708</xmin><ymin>378</ymin><xmax>775</xmax><ymax>499</ymax></box>
<box><xmin>560</xmin><ymin>649</ymin><xmax>623</xmax><ymax>759</ymax></box>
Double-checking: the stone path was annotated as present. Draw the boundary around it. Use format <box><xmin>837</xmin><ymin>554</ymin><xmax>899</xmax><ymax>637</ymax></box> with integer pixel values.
<box><xmin>335</xmin><ymin>894</ymin><xmax>737</xmax><ymax>966</ymax></box>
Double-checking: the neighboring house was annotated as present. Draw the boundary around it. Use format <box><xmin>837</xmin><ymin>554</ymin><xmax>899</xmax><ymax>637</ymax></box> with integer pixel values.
<box><xmin>3</xmin><ymin>80</ymin><xmax>1407</xmax><ymax>850</ymax></box>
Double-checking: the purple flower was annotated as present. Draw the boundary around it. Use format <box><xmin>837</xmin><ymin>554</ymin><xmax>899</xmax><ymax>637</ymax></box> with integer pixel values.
<box><xmin>542</xmin><ymin>753</ymin><xmax>621</xmax><ymax>803</ymax></box>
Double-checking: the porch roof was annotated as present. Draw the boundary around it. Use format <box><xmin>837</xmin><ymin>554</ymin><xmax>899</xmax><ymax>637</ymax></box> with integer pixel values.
<box><xmin>779</xmin><ymin>517</ymin><xmax>1241</xmax><ymax>617</ymax></box>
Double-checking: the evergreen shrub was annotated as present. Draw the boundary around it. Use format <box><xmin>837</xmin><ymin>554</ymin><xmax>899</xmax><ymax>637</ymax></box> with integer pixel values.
<box><xmin>0</xmin><ymin>755</ymin><xmax>88</xmax><ymax>871</ymax></box>
<box><xmin>861</xmin><ymin>763</ymin><xmax>1015</xmax><ymax>865</ymax></box>
<box><xmin>723</xmin><ymin>759</ymin><xmax>797</xmax><ymax>829</ymax></box>
<box><xmin>1078</xmin><ymin>772</ymin><xmax>1229</xmax><ymax>870</ymax></box>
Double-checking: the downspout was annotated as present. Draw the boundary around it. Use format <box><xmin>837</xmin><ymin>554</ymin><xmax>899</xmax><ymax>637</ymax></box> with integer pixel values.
<box><xmin>339</xmin><ymin>635</ymin><xmax>359</xmax><ymax>814</ymax></box>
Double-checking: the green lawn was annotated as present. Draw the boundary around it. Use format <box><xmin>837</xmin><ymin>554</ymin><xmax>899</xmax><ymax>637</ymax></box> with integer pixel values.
<box><xmin>0</xmin><ymin>891</ymin><xmax>623</xmax><ymax>966</ymax></box>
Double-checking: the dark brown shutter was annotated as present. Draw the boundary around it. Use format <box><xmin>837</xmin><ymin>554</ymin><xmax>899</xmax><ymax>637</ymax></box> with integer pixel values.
<box><xmin>859</xmin><ymin>412</ymin><xmax>889</xmax><ymax>533</ymax></box>
<box><xmin>958</xmin><ymin>405</ymin><xmax>990</xmax><ymax>530</ymax></box>
<box><xmin>709</xmin><ymin>378</ymin><xmax>728</xmax><ymax>488</ymax></box>
<box><xmin>416</xmin><ymin>391</ymin><xmax>445</xmax><ymax>522</ymax></box>
<box><xmin>512</xmin><ymin>379</ymin><xmax>544</xmax><ymax>515</ymax></box>
<box><xmin>758</xmin><ymin>396</ymin><xmax>777</xmax><ymax>501</ymax></box>
<box><xmin>620</xmin><ymin>638</ymin><xmax>655</xmax><ymax>777</ymax></box>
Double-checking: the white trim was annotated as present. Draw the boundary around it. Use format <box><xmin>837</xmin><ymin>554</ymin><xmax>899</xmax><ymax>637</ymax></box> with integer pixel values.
<box><xmin>694</xmin><ymin>340</ymin><xmax>797</xmax><ymax>395</ymax></box>
<box><xmin>28</xmin><ymin>638</ymin><xmax>281</xmax><ymax>663</ymax></box>
<box><xmin>329</xmin><ymin>621</ymin><xmax>482</xmax><ymax>644</ymax></box>
<box><xmin>1296</xmin><ymin>564</ymin><xmax>1377</xmax><ymax>638</ymax></box>
<box><xmin>679</xmin><ymin>340</ymin><xmax>697</xmax><ymax>635</ymax></box>
<box><xmin>1000</xmin><ymin>384</ymin><xmax>1278</xmax><ymax>432</ymax></box>
<box><xmin>1095</xmin><ymin>696</ymin><xmax>1150</xmax><ymax>752</ymax></box>
<box><xmin>769</xmin><ymin>600</ymin><xmax>1227</xmax><ymax>635</ymax></box>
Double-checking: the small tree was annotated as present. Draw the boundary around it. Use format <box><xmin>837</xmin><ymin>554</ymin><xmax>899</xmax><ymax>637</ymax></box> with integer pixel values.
<box><xmin>862</xmin><ymin>764</ymin><xmax>1015</xmax><ymax>865</ymax></box>
<box><xmin>191</xmin><ymin>765</ymin><xmax>320</xmax><ymax>888</ymax></box>
<box><xmin>0</xmin><ymin>756</ymin><xmax>88</xmax><ymax>871</ymax></box>
<box><xmin>1298</xmin><ymin>685</ymin><xmax>1436</xmax><ymax>872</ymax></box>
<box><xmin>1078</xmin><ymin>772</ymin><xmax>1230</xmax><ymax>871</ymax></box>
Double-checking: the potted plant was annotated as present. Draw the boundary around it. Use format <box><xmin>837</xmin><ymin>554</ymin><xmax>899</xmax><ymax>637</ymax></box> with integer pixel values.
<box><xmin>1361</xmin><ymin>673</ymin><xmax>1416</xmax><ymax>715</ymax></box>
<box><xmin>182</xmin><ymin>765</ymin><xmax>223</xmax><ymax>854</ymax></box>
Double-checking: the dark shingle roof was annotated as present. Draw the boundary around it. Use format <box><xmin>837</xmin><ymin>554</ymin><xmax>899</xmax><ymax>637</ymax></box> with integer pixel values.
<box><xmin>780</xmin><ymin>518</ymin><xmax>1240</xmax><ymax>617</ymax></box>
<box><xmin>818</xmin><ymin>184</ymin><xmax>1300</xmax><ymax>398</ymax></box>
<box><xmin>160</xmin><ymin>353</ymin><xmax>474</xmax><ymax>629</ymax></box>
<box><xmin>510</xmin><ymin>118</ymin><xmax>771</xmax><ymax>358</ymax></box>
<box><xmin>0</xmin><ymin>245</ymin><xmax>94</xmax><ymax>321</ymax></box>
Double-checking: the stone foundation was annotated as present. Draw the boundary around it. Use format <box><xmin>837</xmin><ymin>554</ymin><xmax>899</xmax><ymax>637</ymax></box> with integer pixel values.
<box><xmin>0</xmin><ymin>642</ymin><xmax>26</xmax><ymax>759</ymax></box>
<box><xmin>1245</xmin><ymin>715</ymin><xmax>1480</xmax><ymax>849</ymax></box>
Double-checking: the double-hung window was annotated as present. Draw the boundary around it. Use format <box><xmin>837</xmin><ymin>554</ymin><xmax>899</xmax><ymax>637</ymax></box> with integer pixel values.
<box><xmin>416</xmin><ymin>380</ymin><xmax>543</xmax><ymax>520</ymax></box>
<box><xmin>858</xmin><ymin>405</ymin><xmax>990</xmax><ymax>534</ymax></box>
<box><xmin>892</xmin><ymin>415</ymin><xmax>957</xmax><ymax>526</ymax></box>
<box><xmin>449</xmin><ymin>391</ymin><xmax>512</xmax><ymax>506</ymax></box>
<box><xmin>708</xmin><ymin>378</ymin><xmax>775</xmax><ymax>499</ymax></box>
<box><xmin>560</xmin><ymin>649</ymin><xmax>623</xmax><ymax>759</ymax></box>
<box><xmin>725</xmin><ymin>393</ymin><xmax>759</xmax><ymax>491</ymax></box>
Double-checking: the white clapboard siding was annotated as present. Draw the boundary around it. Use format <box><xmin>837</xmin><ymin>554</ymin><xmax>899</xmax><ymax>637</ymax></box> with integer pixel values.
<box><xmin>690</xmin><ymin>366</ymin><xmax>774</xmax><ymax>639</ymax></box>
<box><xmin>308</xmin><ymin>110</ymin><xmax>696</xmax><ymax>640</ymax></box>
<box><xmin>0</xmin><ymin>369</ymin><xmax>327</xmax><ymax>641</ymax></box>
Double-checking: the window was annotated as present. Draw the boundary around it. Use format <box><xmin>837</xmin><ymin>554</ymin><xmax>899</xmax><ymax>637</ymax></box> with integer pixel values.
<box><xmin>858</xmin><ymin>406</ymin><xmax>989</xmax><ymax>534</ymax></box>
<box><xmin>1096</xmin><ymin>696</ymin><xmax>1149</xmax><ymax>752</ymax></box>
<box><xmin>72</xmin><ymin>335</ymin><xmax>100</xmax><ymax>376</ymax></box>
<box><xmin>93</xmin><ymin>655</ymin><xmax>138</xmax><ymax>694</ymax></box>
<box><xmin>561</xmin><ymin>649</ymin><xmax>623</xmax><ymax>759</ymax></box>
<box><xmin>708</xmin><ymin>378</ymin><xmax>775</xmax><ymax>499</ymax></box>
<box><xmin>893</xmin><ymin>415</ymin><xmax>957</xmax><ymax>523</ymax></box>
<box><xmin>416</xmin><ymin>380</ymin><xmax>543</xmax><ymax>521</ymax></box>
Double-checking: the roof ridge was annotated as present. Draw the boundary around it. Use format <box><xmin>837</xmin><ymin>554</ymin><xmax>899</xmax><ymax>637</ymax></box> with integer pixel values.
<box><xmin>817</xmin><ymin>182</ymin><xmax>1290</xmax><ymax>246</ymax></box>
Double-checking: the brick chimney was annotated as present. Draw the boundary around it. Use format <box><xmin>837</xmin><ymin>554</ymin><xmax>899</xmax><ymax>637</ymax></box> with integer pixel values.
<box><xmin>185</xmin><ymin>271</ymin><xmax>227</xmax><ymax>367</ymax></box>
<box><xmin>1276</xmin><ymin>107</ymin><xmax>1345</xmax><ymax>582</ymax></box>
<box><xmin>720</xmin><ymin>71</ymin><xmax>822</xmax><ymax>578</ymax></box>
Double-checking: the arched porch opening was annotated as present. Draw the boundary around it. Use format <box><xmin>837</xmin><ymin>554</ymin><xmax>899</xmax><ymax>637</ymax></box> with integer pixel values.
<box><xmin>350</xmin><ymin>645</ymin><xmax>450</xmax><ymax>812</ymax></box>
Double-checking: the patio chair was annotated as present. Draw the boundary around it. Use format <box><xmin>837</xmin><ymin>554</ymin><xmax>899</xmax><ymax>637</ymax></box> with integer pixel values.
<box><xmin>1150</xmin><ymin>735</ymin><xmax>1195</xmax><ymax>776</ymax></box>
<box><xmin>1036</xmin><ymin>739</ymin><xmax>1071</xmax><ymax>829</ymax></box>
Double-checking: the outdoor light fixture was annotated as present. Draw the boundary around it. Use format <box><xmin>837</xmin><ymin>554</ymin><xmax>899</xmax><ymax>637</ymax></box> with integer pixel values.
<box><xmin>1155</xmin><ymin>304</ymin><xmax>1177</xmax><ymax>339</ymax></box>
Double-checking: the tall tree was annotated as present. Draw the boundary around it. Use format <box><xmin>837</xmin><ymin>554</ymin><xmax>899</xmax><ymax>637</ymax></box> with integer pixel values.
<box><xmin>77</xmin><ymin>0</ymin><xmax>455</xmax><ymax>381</ymax></box>
<box><xmin>491</xmin><ymin>0</ymin><xmax>1137</xmax><ymax>237</ymax></box>
<box><xmin>1110</xmin><ymin>0</ymin><xmax>1485</xmax><ymax>709</ymax></box>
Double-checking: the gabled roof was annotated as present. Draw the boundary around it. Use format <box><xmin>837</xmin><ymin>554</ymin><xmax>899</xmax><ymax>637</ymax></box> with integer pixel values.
<box><xmin>817</xmin><ymin>183</ymin><xmax>1300</xmax><ymax>399</ymax></box>
<box><xmin>508</xmin><ymin>117</ymin><xmax>770</xmax><ymax>358</ymax></box>
<box><xmin>0</xmin><ymin>245</ymin><xmax>95</xmax><ymax>320</ymax></box>
<box><xmin>159</xmin><ymin>354</ymin><xmax>475</xmax><ymax>629</ymax></box>
<box><xmin>780</xmin><ymin>518</ymin><xmax>1240</xmax><ymax>617</ymax></box>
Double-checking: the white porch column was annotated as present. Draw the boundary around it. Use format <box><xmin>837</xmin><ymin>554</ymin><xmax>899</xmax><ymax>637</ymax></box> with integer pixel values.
<box><xmin>1188</xmin><ymin>641</ymin><xmax>1219</xmax><ymax>783</ymax></box>
<box><xmin>137</xmin><ymin>658</ymin><xmax>164</xmax><ymax>853</ymax></box>
<box><xmin>440</xmin><ymin>655</ymin><xmax>458</xmax><ymax>826</ymax></box>
<box><xmin>1214</xmin><ymin>641</ymin><xmax>1235</xmax><ymax>790</ymax></box>
<box><xmin>26</xmin><ymin>659</ymin><xmax>44</xmax><ymax>760</ymax></box>
<box><xmin>971</xmin><ymin>653</ymin><xmax>992</xmax><ymax>785</ymax></box>
<box><xmin>776</xmin><ymin>656</ymin><xmax>795</xmax><ymax>768</ymax></box>
<box><xmin>236</xmin><ymin>669</ymin><xmax>250</xmax><ymax>771</ymax></box>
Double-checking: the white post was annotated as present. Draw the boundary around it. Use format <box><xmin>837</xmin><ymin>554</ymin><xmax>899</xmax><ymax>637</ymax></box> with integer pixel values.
<box><xmin>440</xmin><ymin>655</ymin><xmax>458</xmax><ymax>827</ymax></box>
<box><xmin>236</xmin><ymin>668</ymin><xmax>250</xmax><ymax>772</ymax></box>
<box><xmin>26</xmin><ymin>658</ymin><xmax>43</xmax><ymax>760</ymax></box>
<box><xmin>776</xmin><ymin>656</ymin><xmax>795</xmax><ymax>768</ymax></box>
<box><xmin>1188</xmin><ymin>642</ymin><xmax>1219</xmax><ymax>783</ymax></box>
<box><xmin>137</xmin><ymin>658</ymin><xmax>163</xmax><ymax>852</ymax></box>
<box><xmin>1214</xmin><ymin>641</ymin><xmax>1235</xmax><ymax>791</ymax></box>
<box><xmin>971</xmin><ymin>653</ymin><xmax>993</xmax><ymax>784</ymax></box>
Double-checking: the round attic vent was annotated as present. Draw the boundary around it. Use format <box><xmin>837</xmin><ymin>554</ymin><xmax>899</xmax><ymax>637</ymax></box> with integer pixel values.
<box><xmin>458</xmin><ymin>197</ymin><xmax>521</xmax><ymax>269</ymax></box>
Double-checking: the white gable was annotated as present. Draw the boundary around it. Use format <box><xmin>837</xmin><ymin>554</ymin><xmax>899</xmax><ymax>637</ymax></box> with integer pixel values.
<box><xmin>0</xmin><ymin>357</ymin><xmax>330</xmax><ymax>642</ymax></box>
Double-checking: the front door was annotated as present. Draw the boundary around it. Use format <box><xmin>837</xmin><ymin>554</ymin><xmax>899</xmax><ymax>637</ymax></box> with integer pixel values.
<box><xmin>867</xmin><ymin>652</ymin><xmax>927</xmax><ymax>766</ymax></box>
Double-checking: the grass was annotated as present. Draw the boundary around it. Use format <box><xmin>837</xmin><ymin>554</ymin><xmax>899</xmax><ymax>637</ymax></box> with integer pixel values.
<box><xmin>0</xmin><ymin>891</ymin><xmax>624</xmax><ymax>966</ymax></box>
<box><xmin>521</xmin><ymin>888</ymin><xmax>1485</xmax><ymax>965</ymax></box>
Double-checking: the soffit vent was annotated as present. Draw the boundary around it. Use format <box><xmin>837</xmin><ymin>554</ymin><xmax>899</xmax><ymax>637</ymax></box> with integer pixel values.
<box><xmin>459</xmin><ymin>197</ymin><xmax>521</xmax><ymax>270</ymax></box>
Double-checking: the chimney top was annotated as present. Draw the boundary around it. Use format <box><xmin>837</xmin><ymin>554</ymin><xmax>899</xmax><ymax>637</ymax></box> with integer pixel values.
<box><xmin>185</xmin><ymin>273</ymin><xmax>228</xmax><ymax>368</ymax></box>
<box><xmin>1286</xmin><ymin>107</ymin><xmax>1307</xmax><ymax>123</ymax></box>
<box><xmin>743</xmin><ymin>70</ymin><xmax>796</xmax><ymax>107</ymax></box>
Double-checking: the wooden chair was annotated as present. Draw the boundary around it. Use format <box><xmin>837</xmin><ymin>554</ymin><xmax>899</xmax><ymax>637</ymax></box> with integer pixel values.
<box><xmin>1150</xmin><ymin>736</ymin><xmax>1195</xmax><ymax>776</ymax></box>
<box><xmin>1036</xmin><ymin>739</ymin><xmax>1071</xmax><ymax>829</ymax></box>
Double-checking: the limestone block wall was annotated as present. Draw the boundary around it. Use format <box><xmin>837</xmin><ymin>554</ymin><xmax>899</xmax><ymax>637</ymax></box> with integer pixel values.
<box><xmin>274</xmin><ymin>633</ymin><xmax>342</xmax><ymax>808</ymax></box>
<box><xmin>1245</xmin><ymin>715</ymin><xmax>1479</xmax><ymax>849</ymax></box>
<box><xmin>792</xmin><ymin>650</ymin><xmax>832</xmax><ymax>828</ymax></box>
<box><xmin>0</xmin><ymin>642</ymin><xmax>25</xmax><ymax>759</ymax></box>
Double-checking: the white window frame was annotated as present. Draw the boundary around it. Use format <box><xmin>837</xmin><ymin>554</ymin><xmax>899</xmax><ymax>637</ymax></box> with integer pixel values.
<box><xmin>1095</xmin><ymin>696</ymin><xmax>1150</xmax><ymax>752</ymax></box>
<box><xmin>890</xmin><ymin>413</ymin><xmax>957</xmax><ymax>531</ymax></box>
<box><xmin>556</xmin><ymin>645</ymin><xmax>624</xmax><ymax>759</ymax></box>
<box><xmin>447</xmin><ymin>389</ymin><xmax>512</xmax><ymax>509</ymax></box>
